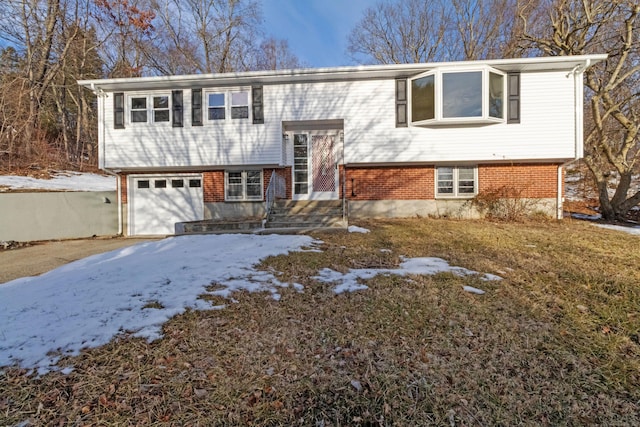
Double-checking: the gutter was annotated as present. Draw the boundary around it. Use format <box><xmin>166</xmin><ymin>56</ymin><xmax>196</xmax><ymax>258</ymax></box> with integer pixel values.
<box><xmin>86</xmin><ymin>83</ymin><xmax>124</xmax><ymax>234</ymax></box>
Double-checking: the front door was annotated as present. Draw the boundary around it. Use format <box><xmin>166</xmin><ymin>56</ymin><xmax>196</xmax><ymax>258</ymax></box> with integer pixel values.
<box><xmin>292</xmin><ymin>133</ymin><xmax>339</xmax><ymax>200</ymax></box>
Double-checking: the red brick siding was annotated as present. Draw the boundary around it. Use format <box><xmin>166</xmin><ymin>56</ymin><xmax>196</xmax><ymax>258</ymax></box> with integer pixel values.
<box><xmin>264</xmin><ymin>167</ymin><xmax>292</xmax><ymax>200</ymax></box>
<box><xmin>203</xmin><ymin>171</ymin><xmax>224</xmax><ymax>203</ymax></box>
<box><xmin>478</xmin><ymin>163</ymin><xmax>560</xmax><ymax>198</ymax></box>
<box><xmin>120</xmin><ymin>175</ymin><xmax>128</xmax><ymax>203</ymax></box>
<box><xmin>346</xmin><ymin>166</ymin><xmax>436</xmax><ymax>200</ymax></box>
<box><xmin>119</xmin><ymin>163</ymin><xmax>560</xmax><ymax>204</ymax></box>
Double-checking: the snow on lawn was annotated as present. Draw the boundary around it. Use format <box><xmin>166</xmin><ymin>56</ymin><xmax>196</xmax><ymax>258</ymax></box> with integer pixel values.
<box><xmin>594</xmin><ymin>223</ymin><xmax>640</xmax><ymax>236</ymax></box>
<box><xmin>0</xmin><ymin>171</ymin><xmax>115</xmax><ymax>191</ymax></box>
<box><xmin>315</xmin><ymin>256</ymin><xmax>502</xmax><ymax>294</ymax></box>
<box><xmin>348</xmin><ymin>225</ymin><xmax>370</xmax><ymax>233</ymax></box>
<box><xmin>0</xmin><ymin>234</ymin><xmax>314</xmax><ymax>374</ymax></box>
<box><xmin>0</xmin><ymin>234</ymin><xmax>500</xmax><ymax>375</ymax></box>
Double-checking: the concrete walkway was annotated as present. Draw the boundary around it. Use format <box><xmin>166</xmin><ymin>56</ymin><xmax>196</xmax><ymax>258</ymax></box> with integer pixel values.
<box><xmin>0</xmin><ymin>237</ymin><xmax>155</xmax><ymax>284</ymax></box>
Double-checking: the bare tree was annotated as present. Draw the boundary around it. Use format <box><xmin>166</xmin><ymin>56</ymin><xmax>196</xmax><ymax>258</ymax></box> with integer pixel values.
<box><xmin>93</xmin><ymin>0</ymin><xmax>156</xmax><ymax>77</ymax></box>
<box><xmin>252</xmin><ymin>37</ymin><xmax>304</xmax><ymax>71</ymax></box>
<box><xmin>520</xmin><ymin>0</ymin><xmax>640</xmax><ymax>220</ymax></box>
<box><xmin>0</xmin><ymin>0</ymin><xmax>81</xmax><ymax>156</ymax></box>
<box><xmin>449</xmin><ymin>0</ymin><xmax>523</xmax><ymax>60</ymax></box>
<box><xmin>347</xmin><ymin>0</ymin><xmax>450</xmax><ymax>64</ymax></box>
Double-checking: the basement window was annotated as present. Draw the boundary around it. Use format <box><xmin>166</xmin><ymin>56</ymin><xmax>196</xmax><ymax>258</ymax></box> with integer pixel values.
<box><xmin>436</xmin><ymin>166</ymin><xmax>477</xmax><ymax>198</ymax></box>
<box><xmin>225</xmin><ymin>170</ymin><xmax>263</xmax><ymax>201</ymax></box>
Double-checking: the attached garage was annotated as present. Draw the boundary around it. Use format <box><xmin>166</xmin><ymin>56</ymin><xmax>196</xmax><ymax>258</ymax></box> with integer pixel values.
<box><xmin>129</xmin><ymin>174</ymin><xmax>204</xmax><ymax>235</ymax></box>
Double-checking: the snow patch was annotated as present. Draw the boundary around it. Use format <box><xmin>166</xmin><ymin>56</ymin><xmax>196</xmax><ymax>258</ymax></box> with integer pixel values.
<box><xmin>0</xmin><ymin>234</ymin><xmax>314</xmax><ymax>374</ymax></box>
<box><xmin>348</xmin><ymin>225</ymin><xmax>370</xmax><ymax>233</ymax></box>
<box><xmin>594</xmin><ymin>223</ymin><xmax>640</xmax><ymax>236</ymax></box>
<box><xmin>314</xmin><ymin>257</ymin><xmax>502</xmax><ymax>295</ymax></box>
<box><xmin>463</xmin><ymin>286</ymin><xmax>485</xmax><ymax>295</ymax></box>
<box><xmin>0</xmin><ymin>171</ymin><xmax>115</xmax><ymax>192</ymax></box>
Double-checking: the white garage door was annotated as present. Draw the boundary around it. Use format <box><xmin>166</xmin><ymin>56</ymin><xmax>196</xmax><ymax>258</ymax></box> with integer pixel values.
<box><xmin>130</xmin><ymin>175</ymin><xmax>204</xmax><ymax>235</ymax></box>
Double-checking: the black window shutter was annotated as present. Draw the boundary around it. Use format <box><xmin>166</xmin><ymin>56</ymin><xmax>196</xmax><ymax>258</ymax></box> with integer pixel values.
<box><xmin>252</xmin><ymin>86</ymin><xmax>264</xmax><ymax>124</ymax></box>
<box><xmin>192</xmin><ymin>88</ymin><xmax>203</xmax><ymax>126</ymax></box>
<box><xmin>507</xmin><ymin>73</ymin><xmax>520</xmax><ymax>124</ymax></box>
<box><xmin>395</xmin><ymin>79</ymin><xmax>407</xmax><ymax>127</ymax></box>
<box><xmin>114</xmin><ymin>92</ymin><xmax>125</xmax><ymax>129</ymax></box>
<box><xmin>172</xmin><ymin>90</ymin><xmax>183</xmax><ymax>127</ymax></box>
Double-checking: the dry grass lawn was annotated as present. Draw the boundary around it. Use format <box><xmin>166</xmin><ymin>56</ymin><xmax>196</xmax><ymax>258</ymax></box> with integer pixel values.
<box><xmin>1</xmin><ymin>218</ymin><xmax>639</xmax><ymax>426</ymax></box>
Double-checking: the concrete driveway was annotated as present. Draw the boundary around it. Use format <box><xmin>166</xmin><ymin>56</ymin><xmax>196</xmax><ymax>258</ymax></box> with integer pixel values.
<box><xmin>0</xmin><ymin>237</ymin><xmax>155</xmax><ymax>284</ymax></box>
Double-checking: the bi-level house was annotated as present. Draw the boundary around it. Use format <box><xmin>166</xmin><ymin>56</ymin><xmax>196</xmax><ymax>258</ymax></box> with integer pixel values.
<box><xmin>79</xmin><ymin>55</ymin><xmax>605</xmax><ymax>236</ymax></box>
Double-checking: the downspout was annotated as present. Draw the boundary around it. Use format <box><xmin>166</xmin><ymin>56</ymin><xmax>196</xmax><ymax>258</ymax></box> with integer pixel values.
<box><xmin>557</xmin><ymin>59</ymin><xmax>591</xmax><ymax>220</ymax></box>
<box><xmin>341</xmin><ymin>131</ymin><xmax>347</xmax><ymax>225</ymax></box>
<box><xmin>103</xmin><ymin>168</ymin><xmax>123</xmax><ymax>235</ymax></box>
<box><xmin>90</xmin><ymin>84</ymin><xmax>123</xmax><ymax>235</ymax></box>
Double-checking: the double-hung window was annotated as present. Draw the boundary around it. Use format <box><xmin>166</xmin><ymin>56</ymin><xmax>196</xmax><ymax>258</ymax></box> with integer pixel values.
<box><xmin>436</xmin><ymin>166</ymin><xmax>477</xmax><ymax>197</ymax></box>
<box><xmin>231</xmin><ymin>92</ymin><xmax>249</xmax><ymax>119</ymax></box>
<box><xmin>409</xmin><ymin>67</ymin><xmax>506</xmax><ymax>126</ymax></box>
<box><xmin>208</xmin><ymin>93</ymin><xmax>226</xmax><ymax>120</ymax></box>
<box><xmin>131</xmin><ymin>97</ymin><xmax>147</xmax><ymax>123</ymax></box>
<box><xmin>153</xmin><ymin>95</ymin><xmax>170</xmax><ymax>122</ymax></box>
<box><xmin>225</xmin><ymin>170</ymin><xmax>263</xmax><ymax>201</ymax></box>
<box><xmin>206</xmin><ymin>89</ymin><xmax>250</xmax><ymax>122</ymax></box>
<box><xmin>130</xmin><ymin>94</ymin><xmax>171</xmax><ymax>123</ymax></box>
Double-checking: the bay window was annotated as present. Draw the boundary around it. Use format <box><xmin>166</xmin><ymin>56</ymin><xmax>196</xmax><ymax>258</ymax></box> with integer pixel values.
<box><xmin>409</xmin><ymin>67</ymin><xmax>506</xmax><ymax>125</ymax></box>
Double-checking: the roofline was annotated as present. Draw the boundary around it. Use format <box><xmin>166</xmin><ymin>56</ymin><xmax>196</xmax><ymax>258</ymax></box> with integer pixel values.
<box><xmin>79</xmin><ymin>54</ymin><xmax>608</xmax><ymax>91</ymax></box>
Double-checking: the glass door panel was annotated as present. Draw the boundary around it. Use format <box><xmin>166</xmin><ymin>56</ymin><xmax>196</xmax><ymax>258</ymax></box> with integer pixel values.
<box><xmin>293</xmin><ymin>134</ymin><xmax>309</xmax><ymax>195</ymax></box>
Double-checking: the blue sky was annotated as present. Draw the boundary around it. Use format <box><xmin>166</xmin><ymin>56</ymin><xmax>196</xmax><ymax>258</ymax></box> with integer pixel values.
<box><xmin>261</xmin><ymin>0</ymin><xmax>376</xmax><ymax>68</ymax></box>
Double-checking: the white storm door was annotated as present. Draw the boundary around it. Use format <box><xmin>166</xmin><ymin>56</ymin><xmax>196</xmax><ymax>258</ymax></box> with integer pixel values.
<box><xmin>292</xmin><ymin>133</ymin><xmax>338</xmax><ymax>200</ymax></box>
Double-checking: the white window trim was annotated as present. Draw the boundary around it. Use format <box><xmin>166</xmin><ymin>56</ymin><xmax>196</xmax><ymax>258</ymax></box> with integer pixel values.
<box><xmin>409</xmin><ymin>66</ymin><xmax>506</xmax><ymax>126</ymax></box>
<box><xmin>127</xmin><ymin>93</ymin><xmax>172</xmax><ymax>125</ymax></box>
<box><xmin>435</xmin><ymin>166</ymin><xmax>478</xmax><ymax>198</ymax></box>
<box><xmin>205</xmin><ymin>88</ymin><xmax>251</xmax><ymax>122</ymax></box>
<box><xmin>224</xmin><ymin>170</ymin><xmax>263</xmax><ymax>201</ymax></box>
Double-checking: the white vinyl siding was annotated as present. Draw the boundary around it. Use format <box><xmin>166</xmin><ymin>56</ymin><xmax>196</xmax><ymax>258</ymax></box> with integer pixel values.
<box><xmin>101</xmin><ymin>71</ymin><xmax>578</xmax><ymax>169</ymax></box>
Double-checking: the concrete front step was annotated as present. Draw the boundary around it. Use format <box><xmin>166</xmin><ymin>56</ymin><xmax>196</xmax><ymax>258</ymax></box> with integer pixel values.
<box><xmin>266</xmin><ymin>219</ymin><xmax>346</xmax><ymax>229</ymax></box>
<box><xmin>269</xmin><ymin>209</ymin><xmax>343</xmax><ymax>218</ymax></box>
<box><xmin>266</xmin><ymin>200</ymin><xmax>346</xmax><ymax>229</ymax></box>
<box><xmin>176</xmin><ymin>219</ymin><xmax>264</xmax><ymax>234</ymax></box>
<box><xmin>271</xmin><ymin>201</ymin><xmax>343</xmax><ymax>215</ymax></box>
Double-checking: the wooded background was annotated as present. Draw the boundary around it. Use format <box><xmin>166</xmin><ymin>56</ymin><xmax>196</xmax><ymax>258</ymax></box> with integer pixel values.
<box><xmin>0</xmin><ymin>0</ymin><xmax>638</xmax><ymax>219</ymax></box>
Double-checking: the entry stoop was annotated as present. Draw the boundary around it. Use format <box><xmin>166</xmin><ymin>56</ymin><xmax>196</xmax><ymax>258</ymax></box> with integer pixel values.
<box><xmin>265</xmin><ymin>200</ymin><xmax>347</xmax><ymax>230</ymax></box>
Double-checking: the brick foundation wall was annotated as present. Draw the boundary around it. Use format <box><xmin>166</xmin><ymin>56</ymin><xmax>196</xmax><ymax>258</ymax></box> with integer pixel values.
<box><xmin>118</xmin><ymin>163</ymin><xmax>562</xmax><ymax>205</ymax></box>
<box><xmin>478</xmin><ymin>163</ymin><xmax>561</xmax><ymax>198</ymax></box>
<box><xmin>344</xmin><ymin>163</ymin><xmax>561</xmax><ymax>201</ymax></box>
<box><xmin>346</xmin><ymin>166</ymin><xmax>436</xmax><ymax>200</ymax></box>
